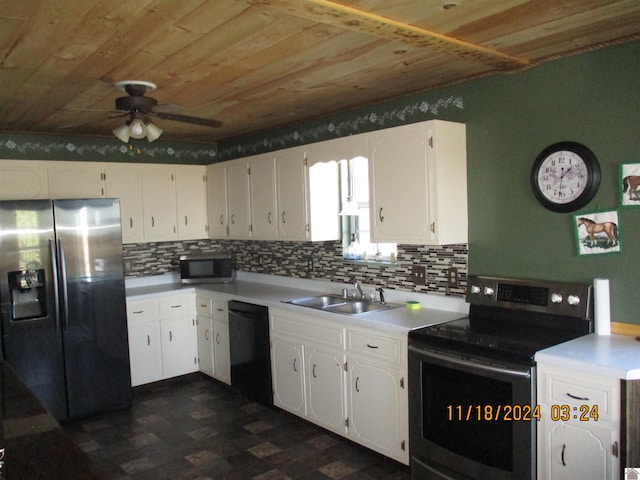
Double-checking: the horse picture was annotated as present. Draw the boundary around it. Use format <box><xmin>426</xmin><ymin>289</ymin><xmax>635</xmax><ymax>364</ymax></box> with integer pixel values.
<box><xmin>576</xmin><ymin>216</ymin><xmax>619</xmax><ymax>251</ymax></box>
<box><xmin>622</xmin><ymin>175</ymin><xmax>640</xmax><ymax>202</ymax></box>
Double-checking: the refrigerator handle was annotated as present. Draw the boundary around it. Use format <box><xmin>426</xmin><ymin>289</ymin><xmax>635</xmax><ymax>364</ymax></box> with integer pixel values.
<box><xmin>57</xmin><ymin>238</ymin><xmax>70</xmax><ymax>332</ymax></box>
<box><xmin>49</xmin><ymin>238</ymin><xmax>62</xmax><ymax>333</ymax></box>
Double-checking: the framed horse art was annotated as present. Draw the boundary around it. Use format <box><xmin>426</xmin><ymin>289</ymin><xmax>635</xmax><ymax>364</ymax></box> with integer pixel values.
<box><xmin>620</xmin><ymin>162</ymin><xmax>640</xmax><ymax>206</ymax></box>
<box><xmin>574</xmin><ymin>210</ymin><xmax>622</xmax><ymax>255</ymax></box>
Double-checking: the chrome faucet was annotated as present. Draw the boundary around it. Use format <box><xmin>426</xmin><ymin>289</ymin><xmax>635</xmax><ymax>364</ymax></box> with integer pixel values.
<box><xmin>354</xmin><ymin>281</ymin><xmax>365</xmax><ymax>300</ymax></box>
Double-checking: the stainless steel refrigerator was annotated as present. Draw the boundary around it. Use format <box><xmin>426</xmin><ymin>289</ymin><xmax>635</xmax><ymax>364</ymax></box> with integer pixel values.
<box><xmin>0</xmin><ymin>198</ymin><xmax>132</xmax><ymax>421</ymax></box>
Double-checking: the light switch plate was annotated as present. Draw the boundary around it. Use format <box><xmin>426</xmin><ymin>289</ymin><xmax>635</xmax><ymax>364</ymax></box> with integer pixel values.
<box><xmin>412</xmin><ymin>265</ymin><xmax>426</xmax><ymax>285</ymax></box>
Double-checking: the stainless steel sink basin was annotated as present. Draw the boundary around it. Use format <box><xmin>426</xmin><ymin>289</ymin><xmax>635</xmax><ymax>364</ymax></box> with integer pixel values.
<box><xmin>283</xmin><ymin>295</ymin><xmax>400</xmax><ymax>315</ymax></box>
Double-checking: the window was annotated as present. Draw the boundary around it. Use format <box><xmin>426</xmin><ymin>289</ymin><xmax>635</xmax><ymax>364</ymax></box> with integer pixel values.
<box><xmin>340</xmin><ymin>157</ymin><xmax>397</xmax><ymax>262</ymax></box>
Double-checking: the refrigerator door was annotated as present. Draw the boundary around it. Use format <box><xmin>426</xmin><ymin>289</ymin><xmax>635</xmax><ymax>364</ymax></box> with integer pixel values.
<box><xmin>0</xmin><ymin>200</ymin><xmax>68</xmax><ymax>420</ymax></box>
<box><xmin>53</xmin><ymin>198</ymin><xmax>132</xmax><ymax>419</ymax></box>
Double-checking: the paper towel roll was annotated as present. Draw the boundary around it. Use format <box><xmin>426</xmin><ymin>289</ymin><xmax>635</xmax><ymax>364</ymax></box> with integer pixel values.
<box><xmin>593</xmin><ymin>278</ymin><xmax>611</xmax><ymax>335</ymax></box>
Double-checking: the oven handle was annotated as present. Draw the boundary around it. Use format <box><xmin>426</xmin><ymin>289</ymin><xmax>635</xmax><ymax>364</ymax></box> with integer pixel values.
<box><xmin>409</xmin><ymin>346</ymin><xmax>532</xmax><ymax>379</ymax></box>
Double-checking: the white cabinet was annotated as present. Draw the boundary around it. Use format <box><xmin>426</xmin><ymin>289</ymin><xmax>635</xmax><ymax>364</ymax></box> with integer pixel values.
<box><xmin>104</xmin><ymin>164</ymin><xmax>144</xmax><ymax>243</ymax></box>
<box><xmin>0</xmin><ymin>160</ymin><xmax>50</xmax><ymax>199</ymax></box>
<box><xmin>537</xmin><ymin>364</ymin><xmax>620</xmax><ymax>480</ymax></box>
<box><xmin>346</xmin><ymin>327</ymin><xmax>408</xmax><ymax>464</ymax></box>
<box><xmin>275</xmin><ymin>148</ymin><xmax>309</xmax><ymax>241</ymax></box>
<box><xmin>126</xmin><ymin>292</ymin><xmax>197</xmax><ymax>386</ymax></box>
<box><xmin>48</xmin><ymin>161</ymin><xmax>106</xmax><ymax>198</ymax></box>
<box><xmin>195</xmin><ymin>291</ymin><xmax>231</xmax><ymax>384</ymax></box>
<box><xmin>271</xmin><ymin>336</ymin><xmax>306</xmax><ymax>416</ymax></box>
<box><xmin>175</xmin><ymin>165</ymin><xmax>208</xmax><ymax>240</ymax></box>
<box><xmin>269</xmin><ymin>309</ymin><xmax>409</xmax><ymax>464</ymax></box>
<box><xmin>141</xmin><ymin>166</ymin><xmax>178</xmax><ymax>241</ymax></box>
<box><xmin>368</xmin><ymin>119</ymin><xmax>467</xmax><ymax>244</ymax></box>
<box><xmin>206</xmin><ymin>163</ymin><xmax>228</xmax><ymax>238</ymax></box>
<box><xmin>226</xmin><ymin>160</ymin><xmax>251</xmax><ymax>239</ymax></box>
<box><xmin>249</xmin><ymin>154</ymin><xmax>278</xmax><ymax>239</ymax></box>
<box><xmin>126</xmin><ymin>299</ymin><xmax>163</xmax><ymax>386</ymax></box>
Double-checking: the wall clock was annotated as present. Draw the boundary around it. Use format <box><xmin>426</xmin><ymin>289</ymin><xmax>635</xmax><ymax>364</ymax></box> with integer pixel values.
<box><xmin>530</xmin><ymin>141</ymin><xmax>601</xmax><ymax>213</ymax></box>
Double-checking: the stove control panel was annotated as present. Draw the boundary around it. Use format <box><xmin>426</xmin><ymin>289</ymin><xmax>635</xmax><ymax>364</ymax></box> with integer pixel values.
<box><xmin>466</xmin><ymin>275</ymin><xmax>593</xmax><ymax>319</ymax></box>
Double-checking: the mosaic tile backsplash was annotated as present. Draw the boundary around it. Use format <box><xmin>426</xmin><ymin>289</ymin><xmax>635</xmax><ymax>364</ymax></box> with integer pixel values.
<box><xmin>123</xmin><ymin>239</ymin><xmax>468</xmax><ymax>297</ymax></box>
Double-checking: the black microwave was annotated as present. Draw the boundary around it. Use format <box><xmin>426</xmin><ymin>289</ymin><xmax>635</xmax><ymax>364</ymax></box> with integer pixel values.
<box><xmin>179</xmin><ymin>254</ymin><xmax>234</xmax><ymax>284</ymax></box>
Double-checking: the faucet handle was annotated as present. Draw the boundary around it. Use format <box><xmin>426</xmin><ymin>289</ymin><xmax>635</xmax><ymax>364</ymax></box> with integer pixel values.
<box><xmin>376</xmin><ymin>287</ymin><xmax>386</xmax><ymax>304</ymax></box>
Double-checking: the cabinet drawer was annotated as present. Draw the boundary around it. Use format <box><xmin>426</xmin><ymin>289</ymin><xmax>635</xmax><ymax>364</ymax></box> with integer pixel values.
<box><xmin>212</xmin><ymin>300</ymin><xmax>228</xmax><ymax>321</ymax></box>
<box><xmin>126</xmin><ymin>299</ymin><xmax>159</xmax><ymax>323</ymax></box>
<box><xmin>540</xmin><ymin>369</ymin><xmax>619</xmax><ymax>423</ymax></box>
<box><xmin>271</xmin><ymin>312</ymin><xmax>344</xmax><ymax>348</ymax></box>
<box><xmin>196</xmin><ymin>295</ymin><xmax>213</xmax><ymax>316</ymax></box>
<box><xmin>159</xmin><ymin>293</ymin><xmax>194</xmax><ymax>317</ymax></box>
<box><xmin>348</xmin><ymin>330</ymin><xmax>402</xmax><ymax>365</ymax></box>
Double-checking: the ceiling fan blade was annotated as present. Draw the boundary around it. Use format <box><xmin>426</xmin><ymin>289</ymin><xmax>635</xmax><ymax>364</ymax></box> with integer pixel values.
<box><xmin>154</xmin><ymin>111</ymin><xmax>223</xmax><ymax>128</ymax></box>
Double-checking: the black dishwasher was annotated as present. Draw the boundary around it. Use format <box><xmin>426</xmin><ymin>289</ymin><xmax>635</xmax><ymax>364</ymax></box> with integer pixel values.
<box><xmin>228</xmin><ymin>300</ymin><xmax>273</xmax><ymax>407</ymax></box>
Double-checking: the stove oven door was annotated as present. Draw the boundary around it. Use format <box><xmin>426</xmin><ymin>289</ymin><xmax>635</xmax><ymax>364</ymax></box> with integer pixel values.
<box><xmin>408</xmin><ymin>345</ymin><xmax>536</xmax><ymax>480</ymax></box>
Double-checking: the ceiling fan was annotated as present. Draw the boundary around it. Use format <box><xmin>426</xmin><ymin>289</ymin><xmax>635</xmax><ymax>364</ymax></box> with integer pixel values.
<box><xmin>111</xmin><ymin>80</ymin><xmax>222</xmax><ymax>142</ymax></box>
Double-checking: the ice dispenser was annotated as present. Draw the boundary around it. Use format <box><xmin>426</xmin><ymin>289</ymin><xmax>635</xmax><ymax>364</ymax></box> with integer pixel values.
<box><xmin>8</xmin><ymin>269</ymin><xmax>47</xmax><ymax>321</ymax></box>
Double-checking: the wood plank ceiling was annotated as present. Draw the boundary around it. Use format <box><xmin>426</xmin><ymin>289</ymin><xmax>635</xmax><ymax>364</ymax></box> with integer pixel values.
<box><xmin>1</xmin><ymin>0</ymin><xmax>639</xmax><ymax>144</ymax></box>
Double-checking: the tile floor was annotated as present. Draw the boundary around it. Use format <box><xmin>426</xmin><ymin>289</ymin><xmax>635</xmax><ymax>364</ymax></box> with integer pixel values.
<box><xmin>65</xmin><ymin>374</ymin><xmax>411</xmax><ymax>480</ymax></box>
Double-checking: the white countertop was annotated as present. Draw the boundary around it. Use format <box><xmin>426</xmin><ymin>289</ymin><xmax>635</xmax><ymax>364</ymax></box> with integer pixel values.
<box><xmin>125</xmin><ymin>272</ymin><xmax>469</xmax><ymax>332</ymax></box>
<box><xmin>535</xmin><ymin>333</ymin><xmax>640</xmax><ymax>380</ymax></box>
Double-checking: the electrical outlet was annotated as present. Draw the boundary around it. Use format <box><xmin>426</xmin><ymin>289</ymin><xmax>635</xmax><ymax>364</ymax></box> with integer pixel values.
<box><xmin>412</xmin><ymin>265</ymin><xmax>426</xmax><ymax>285</ymax></box>
<box><xmin>447</xmin><ymin>267</ymin><xmax>458</xmax><ymax>287</ymax></box>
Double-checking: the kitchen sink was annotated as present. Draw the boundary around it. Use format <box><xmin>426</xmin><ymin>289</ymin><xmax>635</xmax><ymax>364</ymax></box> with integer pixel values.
<box><xmin>283</xmin><ymin>295</ymin><xmax>399</xmax><ymax>315</ymax></box>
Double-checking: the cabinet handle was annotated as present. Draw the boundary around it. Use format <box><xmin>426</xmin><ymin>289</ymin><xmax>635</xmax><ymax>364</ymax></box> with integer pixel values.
<box><xmin>355</xmin><ymin>377</ymin><xmax>360</xmax><ymax>392</ymax></box>
<box><xmin>379</xmin><ymin>207</ymin><xmax>384</xmax><ymax>222</ymax></box>
<box><xmin>219</xmin><ymin>214</ymin><xmax>224</xmax><ymax>225</ymax></box>
<box><xmin>561</xmin><ymin>444</ymin><xmax>566</xmax><ymax>466</ymax></box>
<box><xmin>216</xmin><ymin>307</ymin><xmax>224</xmax><ymax>312</ymax></box>
<box><xmin>282</xmin><ymin>211</ymin><xmax>286</xmax><ymax>224</ymax></box>
<box><xmin>366</xmin><ymin>343</ymin><xmax>379</xmax><ymax>349</ymax></box>
<box><xmin>133</xmin><ymin>310</ymin><xmax>144</xmax><ymax>314</ymax></box>
<box><xmin>312</xmin><ymin>363</ymin><xmax>317</xmax><ymax>378</ymax></box>
<box><xmin>430</xmin><ymin>222</ymin><xmax>435</xmax><ymax>233</ymax></box>
<box><xmin>170</xmin><ymin>331</ymin><xmax>173</xmax><ymax>342</ymax></box>
<box><xmin>205</xmin><ymin>329</ymin><xmax>209</xmax><ymax>341</ymax></box>
<box><xmin>215</xmin><ymin>333</ymin><xmax>220</xmax><ymax>344</ymax></box>
<box><xmin>171</xmin><ymin>305</ymin><xmax>182</xmax><ymax>309</ymax></box>
<box><xmin>130</xmin><ymin>217</ymin><xmax>133</xmax><ymax>228</ymax></box>
<box><xmin>231</xmin><ymin>214</ymin><xmax>235</xmax><ymax>225</ymax></box>
<box><xmin>184</xmin><ymin>215</ymin><xmax>188</xmax><ymax>226</ymax></box>
<box><xmin>147</xmin><ymin>335</ymin><xmax>150</xmax><ymax>346</ymax></box>
<box><xmin>268</xmin><ymin>211</ymin><xmax>272</xmax><ymax>224</ymax></box>
<box><xmin>566</xmin><ymin>392</ymin><xmax>589</xmax><ymax>401</ymax></box>
<box><xmin>293</xmin><ymin>358</ymin><xmax>297</xmax><ymax>372</ymax></box>
<box><xmin>152</xmin><ymin>216</ymin><xmax>155</xmax><ymax>227</ymax></box>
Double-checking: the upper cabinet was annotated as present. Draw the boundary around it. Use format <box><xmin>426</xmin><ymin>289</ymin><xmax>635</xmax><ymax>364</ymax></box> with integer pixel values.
<box><xmin>368</xmin><ymin>120</ymin><xmax>467</xmax><ymax>245</ymax></box>
<box><xmin>205</xmin><ymin>162</ymin><xmax>228</xmax><ymax>238</ymax></box>
<box><xmin>209</xmin><ymin>146</ymin><xmax>340</xmax><ymax>242</ymax></box>
<box><xmin>48</xmin><ymin>161</ymin><xmax>106</xmax><ymax>198</ymax></box>
<box><xmin>104</xmin><ymin>164</ymin><xmax>144</xmax><ymax>244</ymax></box>
<box><xmin>0</xmin><ymin>160</ymin><xmax>50</xmax><ymax>199</ymax></box>
<box><xmin>141</xmin><ymin>166</ymin><xmax>178</xmax><ymax>242</ymax></box>
<box><xmin>174</xmin><ymin>165</ymin><xmax>208</xmax><ymax>240</ymax></box>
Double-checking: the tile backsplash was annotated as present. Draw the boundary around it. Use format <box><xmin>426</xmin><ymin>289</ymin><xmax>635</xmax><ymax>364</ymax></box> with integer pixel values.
<box><xmin>123</xmin><ymin>239</ymin><xmax>468</xmax><ymax>297</ymax></box>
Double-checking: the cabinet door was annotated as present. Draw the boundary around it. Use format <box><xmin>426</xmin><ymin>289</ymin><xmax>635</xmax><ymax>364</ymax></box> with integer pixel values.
<box><xmin>141</xmin><ymin>167</ymin><xmax>177</xmax><ymax>241</ymax></box>
<box><xmin>348</xmin><ymin>358</ymin><xmax>407</xmax><ymax>463</ymax></box>
<box><xmin>48</xmin><ymin>162</ymin><xmax>106</xmax><ymax>198</ymax></box>
<box><xmin>213</xmin><ymin>318</ymin><xmax>231</xmax><ymax>384</ymax></box>
<box><xmin>197</xmin><ymin>314</ymin><xmax>214</xmax><ymax>377</ymax></box>
<box><xmin>0</xmin><ymin>160</ymin><xmax>50</xmax><ymax>199</ymax></box>
<box><xmin>161</xmin><ymin>316</ymin><xmax>197</xmax><ymax>378</ymax></box>
<box><xmin>271</xmin><ymin>336</ymin><xmax>305</xmax><ymax>416</ymax></box>
<box><xmin>226</xmin><ymin>161</ymin><xmax>251</xmax><ymax>238</ymax></box>
<box><xmin>305</xmin><ymin>346</ymin><xmax>346</xmax><ymax>435</ymax></box>
<box><xmin>105</xmin><ymin>164</ymin><xmax>144</xmax><ymax>244</ymax></box>
<box><xmin>206</xmin><ymin>163</ymin><xmax>228</xmax><ymax>238</ymax></box>
<box><xmin>276</xmin><ymin>149</ymin><xmax>309</xmax><ymax>240</ymax></box>
<box><xmin>128</xmin><ymin>321</ymin><xmax>163</xmax><ymax>386</ymax></box>
<box><xmin>368</xmin><ymin>125</ymin><xmax>430</xmax><ymax>242</ymax></box>
<box><xmin>249</xmin><ymin>155</ymin><xmax>277</xmax><ymax>239</ymax></box>
<box><xmin>175</xmin><ymin>165</ymin><xmax>208</xmax><ymax>240</ymax></box>
<box><xmin>540</xmin><ymin>421</ymin><xmax>615</xmax><ymax>480</ymax></box>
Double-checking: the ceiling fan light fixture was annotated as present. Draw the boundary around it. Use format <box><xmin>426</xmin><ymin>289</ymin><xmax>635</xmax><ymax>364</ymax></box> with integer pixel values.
<box><xmin>129</xmin><ymin>118</ymin><xmax>147</xmax><ymax>139</ymax></box>
<box><xmin>112</xmin><ymin>124</ymin><xmax>131</xmax><ymax>143</ymax></box>
<box><xmin>145</xmin><ymin>122</ymin><xmax>163</xmax><ymax>142</ymax></box>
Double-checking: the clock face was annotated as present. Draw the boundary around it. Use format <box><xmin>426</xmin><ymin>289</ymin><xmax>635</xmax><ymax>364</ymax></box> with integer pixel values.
<box><xmin>531</xmin><ymin>142</ymin><xmax>601</xmax><ymax>213</ymax></box>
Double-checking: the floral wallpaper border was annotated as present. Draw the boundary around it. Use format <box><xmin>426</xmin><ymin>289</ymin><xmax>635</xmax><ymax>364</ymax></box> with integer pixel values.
<box><xmin>0</xmin><ymin>133</ymin><xmax>217</xmax><ymax>164</ymax></box>
<box><xmin>217</xmin><ymin>94</ymin><xmax>464</xmax><ymax>160</ymax></box>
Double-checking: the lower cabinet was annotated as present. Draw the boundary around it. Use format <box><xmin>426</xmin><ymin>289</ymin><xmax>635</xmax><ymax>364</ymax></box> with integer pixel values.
<box><xmin>127</xmin><ymin>293</ymin><xmax>198</xmax><ymax>387</ymax></box>
<box><xmin>270</xmin><ymin>309</ymin><xmax>409</xmax><ymax>465</ymax></box>
<box><xmin>195</xmin><ymin>291</ymin><xmax>231</xmax><ymax>385</ymax></box>
<box><xmin>537</xmin><ymin>363</ymin><xmax>620</xmax><ymax>480</ymax></box>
